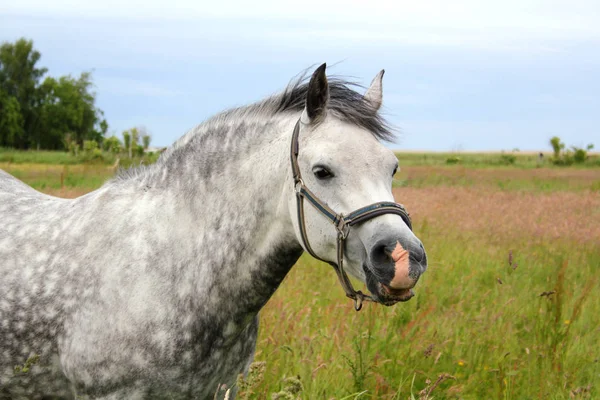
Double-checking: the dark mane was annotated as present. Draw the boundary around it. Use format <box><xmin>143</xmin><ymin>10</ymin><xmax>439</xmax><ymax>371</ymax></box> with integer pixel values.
<box><xmin>271</xmin><ymin>74</ymin><xmax>395</xmax><ymax>142</ymax></box>
<box><xmin>200</xmin><ymin>70</ymin><xmax>396</xmax><ymax>142</ymax></box>
<box><xmin>113</xmin><ymin>70</ymin><xmax>396</xmax><ymax>182</ymax></box>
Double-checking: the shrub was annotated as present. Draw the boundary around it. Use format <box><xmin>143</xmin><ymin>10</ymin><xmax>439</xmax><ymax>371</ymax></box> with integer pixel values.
<box><xmin>68</xmin><ymin>142</ymin><xmax>80</xmax><ymax>156</ymax></box>
<box><xmin>83</xmin><ymin>140</ymin><xmax>98</xmax><ymax>152</ymax></box>
<box><xmin>572</xmin><ymin>144</ymin><xmax>594</xmax><ymax>164</ymax></box>
<box><xmin>103</xmin><ymin>136</ymin><xmax>123</xmax><ymax>154</ymax></box>
<box><xmin>500</xmin><ymin>153</ymin><xmax>516</xmax><ymax>165</ymax></box>
<box><xmin>81</xmin><ymin>148</ymin><xmax>104</xmax><ymax>163</ymax></box>
<box><xmin>135</xmin><ymin>144</ymin><xmax>145</xmax><ymax>157</ymax></box>
<box><xmin>446</xmin><ymin>156</ymin><xmax>461</xmax><ymax>165</ymax></box>
<box><xmin>549</xmin><ymin>137</ymin><xmax>594</xmax><ymax>166</ymax></box>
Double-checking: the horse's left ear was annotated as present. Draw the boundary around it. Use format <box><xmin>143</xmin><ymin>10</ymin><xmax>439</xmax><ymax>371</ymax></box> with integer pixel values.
<box><xmin>301</xmin><ymin>63</ymin><xmax>329</xmax><ymax>124</ymax></box>
<box><xmin>364</xmin><ymin>69</ymin><xmax>385</xmax><ymax>111</ymax></box>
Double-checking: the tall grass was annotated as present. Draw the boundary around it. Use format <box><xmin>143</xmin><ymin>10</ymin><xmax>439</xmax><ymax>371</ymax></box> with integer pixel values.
<box><xmin>2</xmin><ymin>159</ymin><xmax>598</xmax><ymax>399</ymax></box>
<box><xmin>255</xmin><ymin>227</ymin><xmax>599</xmax><ymax>399</ymax></box>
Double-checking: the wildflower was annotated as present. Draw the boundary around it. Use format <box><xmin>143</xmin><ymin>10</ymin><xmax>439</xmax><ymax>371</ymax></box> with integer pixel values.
<box><xmin>457</xmin><ymin>360</ymin><xmax>466</xmax><ymax>366</ymax></box>
<box><xmin>564</xmin><ymin>320</ymin><xmax>571</xmax><ymax>325</ymax></box>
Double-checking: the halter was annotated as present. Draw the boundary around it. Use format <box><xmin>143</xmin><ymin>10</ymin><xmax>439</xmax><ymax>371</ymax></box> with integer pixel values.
<box><xmin>290</xmin><ymin>119</ymin><xmax>413</xmax><ymax>311</ymax></box>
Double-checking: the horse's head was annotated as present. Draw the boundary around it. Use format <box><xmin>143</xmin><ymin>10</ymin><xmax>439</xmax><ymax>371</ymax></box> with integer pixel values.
<box><xmin>289</xmin><ymin>64</ymin><xmax>427</xmax><ymax>307</ymax></box>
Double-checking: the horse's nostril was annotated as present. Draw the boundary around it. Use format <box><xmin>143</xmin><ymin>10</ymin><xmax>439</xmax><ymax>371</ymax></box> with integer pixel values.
<box><xmin>411</xmin><ymin>245</ymin><xmax>426</xmax><ymax>264</ymax></box>
<box><xmin>370</xmin><ymin>243</ymin><xmax>391</xmax><ymax>266</ymax></box>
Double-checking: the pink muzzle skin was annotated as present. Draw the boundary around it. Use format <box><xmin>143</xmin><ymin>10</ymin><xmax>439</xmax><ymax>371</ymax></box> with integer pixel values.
<box><xmin>389</xmin><ymin>241</ymin><xmax>415</xmax><ymax>289</ymax></box>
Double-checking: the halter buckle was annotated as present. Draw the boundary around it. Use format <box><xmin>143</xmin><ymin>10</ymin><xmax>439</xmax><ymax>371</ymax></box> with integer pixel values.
<box><xmin>334</xmin><ymin>216</ymin><xmax>350</xmax><ymax>239</ymax></box>
<box><xmin>294</xmin><ymin>179</ymin><xmax>304</xmax><ymax>194</ymax></box>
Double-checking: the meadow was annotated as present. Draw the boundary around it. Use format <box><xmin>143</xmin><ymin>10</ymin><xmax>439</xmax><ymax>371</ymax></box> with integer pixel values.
<box><xmin>1</xmin><ymin>150</ymin><xmax>599</xmax><ymax>399</ymax></box>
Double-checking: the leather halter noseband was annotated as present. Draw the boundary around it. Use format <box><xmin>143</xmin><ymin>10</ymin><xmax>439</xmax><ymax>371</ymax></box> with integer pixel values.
<box><xmin>290</xmin><ymin>119</ymin><xmax>413</xmax><ymax>311</ymax></box>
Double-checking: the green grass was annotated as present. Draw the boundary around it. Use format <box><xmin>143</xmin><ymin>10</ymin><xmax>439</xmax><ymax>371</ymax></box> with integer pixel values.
<box><xmin>395</xmin><ymin>151</ymin><xmax>600</xmax><ymax>168</ymax></box>
<box><xmin>1</xmin><ymin>152</ymin><xmax>599</xmax><ymax>399</ymax></box>
<box><xmin>0</xmin><ymin>147</ymin><xmax>160</xmax><ymax>166</ymax></box>
<box><xmin>255</xmin><ymin>229</ymin><xmax>599</xmax><ymax>399</ymax></box>
<box><xmin>0</xmin><ymin>163</ymin><xmax>115</xmax><ymax>191</ymax></box>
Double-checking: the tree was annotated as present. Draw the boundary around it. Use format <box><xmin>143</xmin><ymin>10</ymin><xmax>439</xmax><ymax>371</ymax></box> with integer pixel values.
<box><xmin>130</xmin><ymin>127</ymin><xmax>140</xmax><ymax>151</ymax></box>
<box><xmin>0</xmin><ymin>38</ymin><xmax>47</xmax><ymax>148</ymax></box>
<box><xmin>142</xmin><ymin>134</ymin><xmax>151</xmax><ymax>150</ymax></box>
<box><xmin>103</xmin><ymin>135</ymin><xmax>122</xmax><ymax>153</ymax></box>
<box><xmin>0</xmin><ymin>91</ymin><xmax>24</xmax><ymax>147</ymax></box>
<box><xmin>38</xmin><ymin>72</ymin><xmax>105</xmax><ymax>149</ymax></box>
<box><xmin>123</xmin><ymin>130</ymin><xmax>131</xmax><ymax>158</ymax></box>
<box><xmin>0</xmin><ymin>38</ymin><xmax>107</xmax><ymax>150</ymax></box>
<box><xmin>549</xmin><ymin>136</ymin><xmax>564</xmax><ymax>159</ymax></box>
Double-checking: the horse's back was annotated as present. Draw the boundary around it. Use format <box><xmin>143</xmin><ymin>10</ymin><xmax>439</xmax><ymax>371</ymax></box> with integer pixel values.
<box><xmin>0</xmin><ymin>169</ymin><xmax>75</xmax><ymax>398</ymax></box>
<box><xmin>0</xmin><ymin>168</ymin><xmax>66</xmax><ymax>200</ymax></box>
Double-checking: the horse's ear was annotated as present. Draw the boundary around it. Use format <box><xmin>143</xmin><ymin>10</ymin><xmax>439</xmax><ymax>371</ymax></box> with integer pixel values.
<box><xmin>301</xmin><ymin>63</ymin><xmax>329</xmax><ymax>124</ymax></box>
<box><xmin>364</xmin><ymin>69</ymin><xmax>385</xmax><ymax>112</ymax></box>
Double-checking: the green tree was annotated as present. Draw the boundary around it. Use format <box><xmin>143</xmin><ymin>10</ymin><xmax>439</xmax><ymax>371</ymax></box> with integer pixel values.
<box><xmin>123</xmin><ymin>130</ymin><xmax>131</xmax><ymax>158</ymax></box>
<box><xmin>130</xmin><ymin>127</ymin><xmax>140</xmax><ymax>155</ymax></box>
<box><xmin>0</xmin><ymin>38</ymin><xmax>47</xmax><ymax>148</ymax></box>
<box><xmin>142</xmin><ymin>134</ymin><xmax>151</xmax><ymax>150</ymax></box>
<box><xmin>0</xmin><ymin>91</ymin><xmax>24</xmax><ymax>147</ymax></box>
<box><xmin>103</xmin><ymin>135</ymin><xmax>122</xmax><ymax>153</ymax></box>
<box><xmin>549</xmin><ymin>136</ymin><xmax>564</xmax><ymax>159</ymax></box>
<box><xmin>38</xmin><ymin>72</ymin><xmax>106</xmax><ymax>149</ymax></box>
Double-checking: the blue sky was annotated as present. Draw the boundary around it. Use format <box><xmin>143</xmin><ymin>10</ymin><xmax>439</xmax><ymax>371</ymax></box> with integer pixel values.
<box><xmin>1</xmin><ymin>0</ymin><xmax>599</xmax><ymax>151</ymax></box>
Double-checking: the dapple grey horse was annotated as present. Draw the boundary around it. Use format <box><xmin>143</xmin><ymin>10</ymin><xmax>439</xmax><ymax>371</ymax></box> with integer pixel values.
<box><xmin>0</xmin><ymin>64</ymin><xmax>427</xmax><ymax>399</ymax></box>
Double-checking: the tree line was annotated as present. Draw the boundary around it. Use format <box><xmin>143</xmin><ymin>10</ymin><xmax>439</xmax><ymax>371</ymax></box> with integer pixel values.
<box><xmin>0</xmin><ymin>38</ymin><xmax>150</xmax><ymax>156</ymax></box>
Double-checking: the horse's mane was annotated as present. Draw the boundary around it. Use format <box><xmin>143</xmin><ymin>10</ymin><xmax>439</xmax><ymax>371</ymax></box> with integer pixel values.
<box><xmin>114</xmin><ymin>71</ymin><xmax>395</xmax><ymax>182</ymax></box>
<box><xmin>217</xmin><ymin>73</ymin><xmax>394</xmax><ymax>141</ymax></box>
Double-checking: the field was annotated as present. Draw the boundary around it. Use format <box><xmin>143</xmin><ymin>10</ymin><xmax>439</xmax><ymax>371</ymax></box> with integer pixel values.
<box><xmin>2</xmin><ymin>151</ymin><xmax>599</xmax><ymax>399</ymax></box>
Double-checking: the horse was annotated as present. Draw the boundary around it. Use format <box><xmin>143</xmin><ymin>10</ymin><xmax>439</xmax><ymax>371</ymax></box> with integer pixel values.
<box><xmin>0</xmin><ymin>64</ymin><xmax>427</xmax><ymax>399</ymax></box>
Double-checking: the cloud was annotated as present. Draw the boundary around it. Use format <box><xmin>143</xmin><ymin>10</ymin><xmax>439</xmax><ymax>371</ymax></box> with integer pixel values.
<box><xmin>4</xmin><ymin>0</ymin><xmax>600</xmax><ymax>46</ymax></box>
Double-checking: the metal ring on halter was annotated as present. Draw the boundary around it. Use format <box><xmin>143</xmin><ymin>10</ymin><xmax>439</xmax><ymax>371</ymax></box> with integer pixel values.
<box><xmin>353</xmin><ymin>291</ymin><xmax>365</xmax><ymax>311</ymax></box>
<box><xmin>335</xmin><ymin>218</ymin><xmax>350</xmax><ymax>240</ymax></box>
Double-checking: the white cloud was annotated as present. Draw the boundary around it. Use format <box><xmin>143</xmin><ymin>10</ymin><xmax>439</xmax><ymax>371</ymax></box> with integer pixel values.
<box><xmin>4</xmin><ymin>0</ymin><xmax>600</xmax><ymax>46</ymax></box>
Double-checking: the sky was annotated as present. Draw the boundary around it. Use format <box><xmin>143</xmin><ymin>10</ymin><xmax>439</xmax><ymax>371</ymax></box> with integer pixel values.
<box><xmin>1</xmin><ymin>0</ymin><xmax>599</xmax><ymax>151</ymax></box>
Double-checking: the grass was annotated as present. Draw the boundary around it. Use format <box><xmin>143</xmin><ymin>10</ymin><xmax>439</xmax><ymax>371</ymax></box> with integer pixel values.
<box><xmin>1</xmin><ymin>150</ymin><xmax>599</xmax><ymax>399</ymax></box>
<box><xmin>0</xmin><ymin>147</ymin><xmax>160</xmax><ymax>166</ymax></box>
<box><xmin>395</xmin><ymin>151</ymin><xmax>600</xmax><ymax>168</ymax></box>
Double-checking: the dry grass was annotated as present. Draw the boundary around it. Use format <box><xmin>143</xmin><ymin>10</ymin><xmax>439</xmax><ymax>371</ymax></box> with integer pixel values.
<box><xmin>3</xmin><ymin>162</ymin><xmax>599</xmax><ymax>399</ymax></box>
<box><xmin>396</xmin><ymin>186</ymin><xmax>600</xmax><ymax>244</ymax></box>
<box><xmin>396</xmin><ymin>166</ymin><xmax>600</xmax><ymax>192</ymax></box>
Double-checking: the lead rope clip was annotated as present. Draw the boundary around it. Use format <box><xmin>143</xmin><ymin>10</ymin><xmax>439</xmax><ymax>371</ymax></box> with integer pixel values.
<box><xmin>353</xmin><ymin>292</ymin><xmax>365</xmax><ymax>311</ymax></box>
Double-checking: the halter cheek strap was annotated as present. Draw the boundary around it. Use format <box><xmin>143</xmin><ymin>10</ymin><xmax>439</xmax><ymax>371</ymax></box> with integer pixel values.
<box><xmin>290</xmin><ymin>120</ymin><xmax>413</xmax><ymax>311</ymax></box>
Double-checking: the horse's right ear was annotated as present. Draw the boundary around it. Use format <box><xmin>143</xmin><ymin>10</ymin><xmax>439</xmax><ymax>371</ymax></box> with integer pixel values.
<box><xmin>301</xmin><ymin>63</ymin><xmax>329</xmax><ymax>124</ymax></box>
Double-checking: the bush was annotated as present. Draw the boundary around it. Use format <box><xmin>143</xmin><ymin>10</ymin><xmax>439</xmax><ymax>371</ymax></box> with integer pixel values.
<box><xmin>83</xmin><ymin>140</ymin><xmax>98</xmax><ymax>152</ymax></box>
<box><xmin>446</xmin><ymin>156</ymin><xmax>461</xmax><ymax>165</ymax></box>
<box><xmin>549</xmin><ymin>137</ymin><xmax>594</xmax><ymax>166</ymax></box>
<box><xmin>103</xmin><ymin>136</ymin><xmax>122</xmax><ymax>154</ymax></box>
<box><xmin>500</xmin><ymin>153</ymin><xmax>516</xmax><ymax>165</ymax></box>
<box><xmin>573</xmin><ymin>148</ymin><xmax>587</xmax><ymax>164</ymax></box>
<box><xmin>68</xmin><ymin>142</ymin><xmax>80</xmax><ymax>156</ymax></box>
<box><xmin>81</xmin><ymin>148</ymin><xmax>104</xmax><ymax>163</ymax></box>
<box><xmin>135</xmin><ymin>144</ymin><xmax>145</xmax><ymax>157</ymax></box>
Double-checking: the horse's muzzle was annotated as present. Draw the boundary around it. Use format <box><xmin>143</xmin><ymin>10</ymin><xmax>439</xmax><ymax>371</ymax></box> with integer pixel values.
<box><xmin>364</xmin><ymin>238</ymin><xmax>427</xmax><ymax>305</ymax></box>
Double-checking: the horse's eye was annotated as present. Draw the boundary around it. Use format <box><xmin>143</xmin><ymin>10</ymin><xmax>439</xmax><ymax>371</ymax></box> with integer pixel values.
<box><xmin>313</xmin><ymin>167</ymin><xmax>333</xmax><ymax>180</ymax></box>
<box><xmin>392</xmin><ymin>165</ymin><xmax>398</xmax><ymax>177</ymax></box>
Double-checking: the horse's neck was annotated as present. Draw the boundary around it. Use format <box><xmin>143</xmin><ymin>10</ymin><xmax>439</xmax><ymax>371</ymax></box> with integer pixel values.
<box><xmin>156</xmin><ymin>116</ymin><xmax>302</xmax><ymax>318</ymax></box>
